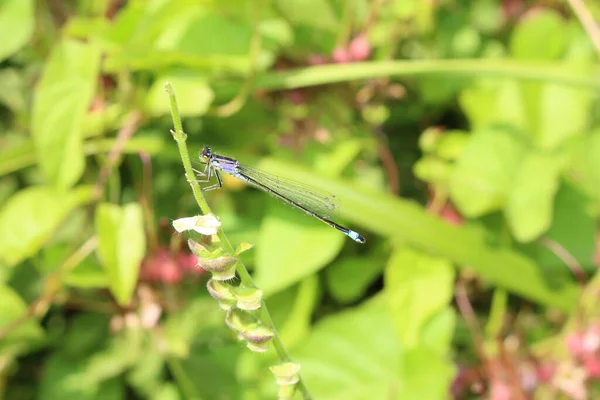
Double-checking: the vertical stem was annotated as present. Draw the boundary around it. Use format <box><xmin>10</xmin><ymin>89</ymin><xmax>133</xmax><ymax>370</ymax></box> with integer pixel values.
<box><xmin>164</xmin><ymin>82</ymin><xmax>312</xmax><ymax>400</ymax></box>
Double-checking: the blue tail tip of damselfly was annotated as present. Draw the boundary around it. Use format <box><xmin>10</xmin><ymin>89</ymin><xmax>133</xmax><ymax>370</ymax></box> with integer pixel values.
<box><xmin>347</xmin><ymin>230</ymin><xmax>366</xmax><ymax>244</ymax></box>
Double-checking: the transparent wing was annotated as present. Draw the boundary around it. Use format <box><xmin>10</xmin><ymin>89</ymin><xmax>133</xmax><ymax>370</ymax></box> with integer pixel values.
<box><xmin>237</xmin><ymin>165</ymin><xmax>340</xmax><ymax>218</ymax></box>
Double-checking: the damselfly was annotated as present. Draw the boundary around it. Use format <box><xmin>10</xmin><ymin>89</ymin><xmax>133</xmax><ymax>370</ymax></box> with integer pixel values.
<box><xmin>192</xmin><ymin>146</ymin><xmax>366</xmax><ymax>243</ymax></box>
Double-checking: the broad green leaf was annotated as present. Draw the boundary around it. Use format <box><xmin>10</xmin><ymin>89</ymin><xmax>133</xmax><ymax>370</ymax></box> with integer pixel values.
<box><xmin>385</xmin><ymin>248</ymin><xmax>454</xmax><ymax>348</ymax></box>
<box><xmin>150</xmin><ymin>384</ymin><xmax>181</xmax><ymax>400</ymax></box>
<box><xmin>127</xmin><ymin>347</ymin><xmax>165</xmax><ymax>397</ymax></box>
<box><xmin>255</xmin><ymin>202</ymin><xmax>344</xmax><ymax>295</ymax></box>
<box><xmin>460</xmin><ymin>79</ymin><xmax>528</xmax><ymax>133</ymax></box>
<box><xmin>145</xmin><ymin>76</ymin><xmax>214</xmax><ymax>117</ymax></box>
<box><xmin>530</xmin><ymin>181</ymin><xmax>596</xmax><ymax>271</ymax></box>
<box><xmin>0</xmin><ymin>284</ymin><xmax>44</xmax><ymax>346</ymax></box>
<box><xmin>509</xmin><ymin>10</ymin><xmax>567</xmax><ymax>60</ymax></box>
<box><xmin>400</xmin><ymin>346</ymin><xmax>455</xmax><ymax>399</ymax></box>
<box><xmin>95</xmin><ymin>203</ymin><xmax>145</xmax><ymax>306</ymax></box>
<box><xmin>294</xmin><ymin>297</ymin><xmax>401</xmax><ymax>400</ymax></box>
<box><xmin>257</xmin><ymin>158</ymin><xmax>579</xmax><ymax>310</ymax></box>
<box><xmin>0</xmin><ymin>186</ymin><xmax>94</xmax><ymax>266</ymax></box>
<box><xmin>64</xmin><ymin>260</ymin><xmax>109</xmax><ymax>289</ymax></box>
<box><xmin>32</xmin><ymin>39</ymin><xmax>101</xmax><ymax>188</ymax></box>
<box><xmin>572</xmin><ymin>130</ymin><xmax>600</xmax><ymax>207</ymax></box>
<box><xmin>273</xmin><ymin>275</ymin><xmax>318</xmax><ymax>348</ymax></box>
<box><xmin>506</xmin><ymin>152</ymin><xmax>560</xmax><ymax>242</ymax></box>
<box><xmin>449</xmin><ymin>125</ymin><xmax>528</xmax><ymax>217</ymax></box>
<box><xmin>39</xmin><ymin>354</ymin><xmax>97</xmax><ymax>400</ymax></box>
<box><xmin>536</xmin><ymin>82</ymin><xmax>592</xmax><ymax>149</ymax></box>
<box><xmin>275</xmin><ymin>0</ymin><xmax>339</xmax><ymax>31</ymax></box>
<box><xmin>294</xmin><ymin>295</ymin><xmax>454</xmax><ymax>399</ymax></box>
<box><xmin>0</xmin><ymin>0</ymin><xmax>34</xmax><ymax>62</ymax></box>
<box><xmin>326</xmin><ymin>256</ymin><xmax>384</xmax><ymax>303</ymax></box>
<box><xmin>0</xmin><ymin>68</ymin><xmax>25</xmax><ymax>111</ymax></box>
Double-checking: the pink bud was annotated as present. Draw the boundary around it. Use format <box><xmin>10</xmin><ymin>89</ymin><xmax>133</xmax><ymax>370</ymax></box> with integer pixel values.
<box><xmin>306</xmin><ymin>53</ymin><xmax>327</xmax><ymax>65</ymax></box>
<box><xmin>160</xmin><ymin>256</ymin><xmax>183</xmax><ymax>284</ymax></box>
<box><xmin>331</xmin><ymin>47</ymin><xmax>351</xmax><ymax>63</ymax></box>
<box><xmin>536</xmin><ymin>362</ymin><xmax>556</xmax><ymax>383</ymax></box>
<box><xmin>566</xmin><ymin>332</ymin><xmax>586</xmax><ymax>359</ymax></box>
<box><xmin>177</xmin><ymin>251</ymin><xmax>200</xmax><ymax>273</ymax></box>
<box><xmin>584</xmin><ymin>358</ymin><xmax>600</xmax><ymax>379</ymax></box>
<box><xmin>348</xmin><ymin>34</ymin><xmax>371</xmax><ymax>61</ymax></box>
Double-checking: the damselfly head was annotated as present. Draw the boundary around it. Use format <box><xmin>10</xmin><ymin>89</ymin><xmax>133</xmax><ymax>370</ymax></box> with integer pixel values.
<box><xmin>200</xmin><ymin>146</ymin><xmax>212</xmax><ymax>160</ymax></box>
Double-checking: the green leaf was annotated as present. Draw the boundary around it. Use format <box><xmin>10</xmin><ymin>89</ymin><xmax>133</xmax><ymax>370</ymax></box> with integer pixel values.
<box><xmin>254</xmin><ymin>202</ymin><xmax>345</xmax><ymax>295</ymax></box>
<box><xmin>0</xmin><ymin>186</ymin><xmax>94</xmax><ymax>266</ymax></box>
<box><xmin>294</xmin><ymin>297</ymin><xmax>401</xmax><ymax>400</ymax></box>
<box><xmin>325</xmin><ymin>256</ymin><xmax>384</xmax><ymax>303</ymax></box>
<box><xmin>0</xmin><ymin>0</ymin><xmax>34</xmax><ymax>62</ymax></box>
<box><xmin>127</xmin><ymin>348</ymin><xmax>165</xmax><ymax>397</ymax></box>
<box><xmin>145</xmin><ymin>76</ymin><xmax>214</xmax><ymax>117</ymax></box>
<box><xmin>39</xmin><ymin>354</ymin><xmax>96</xmax><ymax>400</ymax></box>
<box><xmin>530</xmin><ymin>181</ymin><xmax>596</xmax><ymax>271</ymax></box>
<box><xmin>256</xmin><ymin>158</ymin><xmax>579</xmax><ymax>310</ymax></box>
<box><xmin>535</xmin><ymin>82</ymin><xmax>593</xmax><ymax>149</ymax></box>
<box><xmin>400</xmin><ymin>346</ymin><xmax>455</xmax><ymax>399</ymax></box>
<box><xmin>275</xmin><ymin>0</ymin><xmax>339</xmax><ymax>31</ymax></box>
<box><xmin>506</xmin><ymin>152</ymin><xmax>560</xmax><ymax>242</ymax></box>
<box><xmin>449</xmin><ymin>125</ymin><xmax>528</xmax><ymax>217</ymax></box>
<box><xmin>572</xmin><ymin>129</ymin><xmax>600</xmax><ymax>205</ymax></box>
<box><xmin>0</xmin><ymin>68</ymin><xmax>25</xmax><ymax>111</ymax></box>
<box><xmin>150</xmin><ymin>384</ymin><xmax>181</xmax><ymax>400</ymax></box>
<box><xmin>459</xmin><ymin>79</ymin><xmax>528</xmax><ymax>132</ymax></box>
<box><xmin>64</xmin><ymin>260</ymin><xmax>109</xmax><ymax>289</ymax></box>
<box><xmin>95</xmin><ymin>203</ymin><xmax>145</xmax><ymax>306</ymax></box>
<box><xmin>385</xmin><ymin>248</ymin><xmax>455</xmax><ymax>348</ymax></box>
<box><xmin>273</xmin><ymin>275</ymin><xmax>318</xmax><ymax>348</ymax></box>
<box><xmin>509</xmin><ymin>10</ymin><xmax>567</xmax><ymax>60</ymax></box>
<box><xmin>0</xmin><ymin>283</ymin><xmax>44</xmax><ymax>346</ymax></box>
<box><xmin>293</xmin><ymin>295</ymin><xmax>454</xmax><ymax>399</ymax></box>
<box><xmin>32</xmin><ymin>39</ymin><xmax>101</xmax><ymax>188</ymax></box>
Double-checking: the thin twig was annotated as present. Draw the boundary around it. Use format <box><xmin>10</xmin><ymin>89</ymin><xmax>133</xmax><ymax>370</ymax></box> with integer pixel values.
<box><xmin>455</xmin><ymin>279</ymin><xmax>492</xmax><ymax>378</ymax></box>
<box><xmin>540</xmin><ymin>237</ymin><xmax>587</xmax><ymax>285</ymax></box>
<box><xmin>93</xmin><ymin>111</ymin><xmax>142</xmax><ymax>199</ymax></box>
<box><xmin>566</xmin><ymin>0</ymin><xmax>600</xmax><ymax>55</ymax></box>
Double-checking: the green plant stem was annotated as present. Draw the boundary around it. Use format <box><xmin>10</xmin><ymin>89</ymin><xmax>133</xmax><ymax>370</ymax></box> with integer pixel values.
<box><xmin>164</xmin><ymin>82</ymin><xmax>312</xmax><ymax>400</ymax></box>
<box><xmin>215</xmin><ymin>59</ymin><xmax>600</xmax><ymax>96</ymax></box>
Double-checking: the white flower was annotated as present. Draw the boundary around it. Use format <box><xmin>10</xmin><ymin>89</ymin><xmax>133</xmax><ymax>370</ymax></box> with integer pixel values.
<box><xmin>172</xmin><ymin>215</ymin><xmax>221</xmax><ymax>235</ymax></box>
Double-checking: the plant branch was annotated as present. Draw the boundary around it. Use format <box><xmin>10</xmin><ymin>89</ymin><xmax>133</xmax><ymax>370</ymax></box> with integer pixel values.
<box><xmin>567</xmin><ymin>0</ymin><xmax>600</xmax><ymax>55</ymax></box>
<box><xmin>215</xmin><ymin>60</ymin><xmax>600</xmax><ymax>96</ymax></box>
<box><xmin>164</xmin><ymin>82</ymin><xmax>313</xmax><ymax>400</ymax></box>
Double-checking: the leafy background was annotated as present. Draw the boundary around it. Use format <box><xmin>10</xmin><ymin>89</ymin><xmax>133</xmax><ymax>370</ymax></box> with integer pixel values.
<box><xmin>1</xmin><ymin>0</ymin><xmax>600</xmax><ymax>399</ymax></box>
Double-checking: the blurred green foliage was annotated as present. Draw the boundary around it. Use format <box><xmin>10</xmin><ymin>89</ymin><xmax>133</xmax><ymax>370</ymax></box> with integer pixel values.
<box><xmin>0</xmin><ymin>0</ymin><xmax>599</xmax><ymax>399</ymax></box>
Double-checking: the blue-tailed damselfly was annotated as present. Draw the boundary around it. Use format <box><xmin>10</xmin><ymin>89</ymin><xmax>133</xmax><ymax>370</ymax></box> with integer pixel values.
<box><xmin>193</xmin><ymin>146</ymin><xmax>366</xmax><ymax>243</ymax></box>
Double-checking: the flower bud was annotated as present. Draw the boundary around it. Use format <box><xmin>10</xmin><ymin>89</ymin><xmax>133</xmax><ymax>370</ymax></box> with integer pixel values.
<box><xmin>270</xmin><ymin>362</ymin><xmax>301</xmax><ymax>399</ymax></box>
<box><xmin>225</xmin><ymin>309</ymin><xmax>274</xmax><ymax>353</ymax></box>
<box><xmin>225</xmin><ymin>308</ymin><xmax>259</xmax><ymax>333</ymax></box>
<box><xmin>188</xmin><ymin>239</ymin><xmax>237</xmax><ymax>280</ymax></box>
<box><xmin>270</xmin><ymin>362</ymin><xmax>301</xmax><ymax>385</ymax></box>
<box><xmin>206</xmin><ymin>279</ymin><xmax>237</xmax><ymax>310</ymax></box>
<box><xmin>241</xmin><ymin>325</ymin><xmax>274</xmax><ymax>353</ymax></box>
<box><xmin>233</xmin><ymin>286</ymin><xmax>263</xmax><ymax>311</ymax></box>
